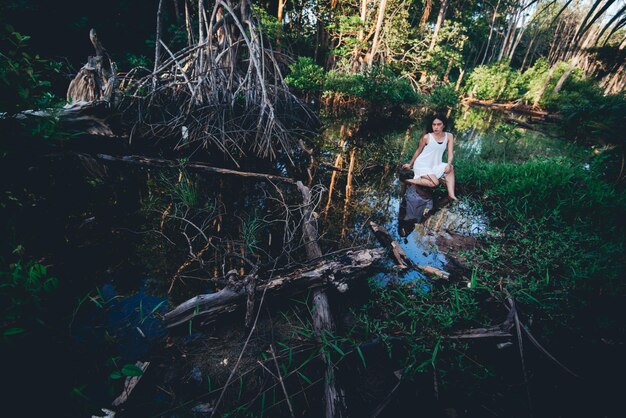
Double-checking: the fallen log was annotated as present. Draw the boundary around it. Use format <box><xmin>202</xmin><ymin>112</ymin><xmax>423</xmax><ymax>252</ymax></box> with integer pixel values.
<box><xmin>94</xmin><ymin>153</ymin><xmax>297</xmax><ymax>184</ymax></box>
<box><xmin>163</xmin><ymin>248</ymin><xmax>385</xmax><ymax>328</ymax></box>
<box><xmin>462</xmin><ymin>98</ymin><xmax>562</xmax><ymax>121</ymax></box>
<box><xmin>369</xmin><ymin>222</ymin><xmax>450</xmax><ymax>279</ymax></box>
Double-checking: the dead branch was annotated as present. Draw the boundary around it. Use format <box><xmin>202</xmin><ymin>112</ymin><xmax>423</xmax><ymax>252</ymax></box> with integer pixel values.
<box><xmin>94</xmin><ymin>153</ymin><xmax>297</xmax><ymax>184</ymax></box>
<box><xmin>163</xmin><ymin>248</ymin><xmax>385</xmax><ymax>328</ymax></box>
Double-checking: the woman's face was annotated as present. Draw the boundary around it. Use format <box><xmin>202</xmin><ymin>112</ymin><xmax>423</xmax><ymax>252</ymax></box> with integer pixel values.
<box><xmin>432</xmin><ymin>118</ymin><xmax>445</xmax><ymax>133</ymax></box>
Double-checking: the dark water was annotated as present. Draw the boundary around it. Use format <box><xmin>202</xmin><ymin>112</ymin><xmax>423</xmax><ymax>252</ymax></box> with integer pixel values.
<box><xmin>2</xmin><ymin>107</ymin><xmax>585</xmax><ymax>416</ymax></box>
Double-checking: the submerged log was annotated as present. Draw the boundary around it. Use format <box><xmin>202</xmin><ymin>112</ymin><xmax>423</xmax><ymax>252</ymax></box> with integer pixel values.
<box><xmin>163</xmin><ymin>248</ymin><xmax>385</xmax><ymax>328</ymax></box>
<box><xmin>369</xmin><ymin>222</ymin><xmax>450</xmax><ymax>279</ymax></box>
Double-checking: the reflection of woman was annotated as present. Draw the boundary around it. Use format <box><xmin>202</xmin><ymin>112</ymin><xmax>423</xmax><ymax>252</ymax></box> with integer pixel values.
<box><xmin>401</xmin><ymin>114</ymin><xmax>457</xmax><ymax>201</ymax></box>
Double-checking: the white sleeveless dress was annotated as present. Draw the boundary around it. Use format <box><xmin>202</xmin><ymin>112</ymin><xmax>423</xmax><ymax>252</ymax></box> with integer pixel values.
<box><xmin>413</xmin><ymin>132</ymin><xmax>449</xmax><ymax>180</ymax></box>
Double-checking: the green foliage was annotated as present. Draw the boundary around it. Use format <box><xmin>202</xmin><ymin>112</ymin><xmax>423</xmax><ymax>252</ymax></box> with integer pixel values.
<box><xmin>0</xmin><ymin>25</ymin><xmax>60</xmax><ymax>112</ymax></box>
<box><xmin>522</xmin><ymin>59</ymin><xmax>626</xmax><ymax>145</ymax></box>
<box><xmin>427</xmin><ymin>84</ymin><xmax>459</xmax><ymax>112</ymax></box>
<box><xmin>285</xmin><ymin>57</ymin><xmax>325</xmax><ymax>93</ymax></box>
<box><xmin>124</xmin><ymin>52</ymin><xmax>151</xmax><ymax>69</ymax></box>
<box><xmin>352</xmin><ymin>279</ymin><xmax>490</xmax><ymax>378</ymax></box>
<box><xmin>464</xmin><ymin>63</ymin><xmax>525</xmax><ymax>101</ymax></box>
<box><xmin>456</xmin><ymin>156</ymin><xmax>626</xmax><ymax>297</ymax></box>
<box><xmin>1</xmin><ymin>247</ymin><xmax>59</xmax><ymax>338</ymax></box>
<box><xmin>252</xmin><ymin>4</ymin><xmax>282</xmax><ymax>40</ymax></box>
<box><xmin>323</xmin><ymin>66</ymin><xmax>420</xmax><ymax>106</ymax></box>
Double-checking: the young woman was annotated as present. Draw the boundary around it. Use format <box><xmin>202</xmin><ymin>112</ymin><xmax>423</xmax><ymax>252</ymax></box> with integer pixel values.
<box><xmin>401</xmin><ymin>114</ymin><xmax>457</xmax><ymax>201</ymax></box>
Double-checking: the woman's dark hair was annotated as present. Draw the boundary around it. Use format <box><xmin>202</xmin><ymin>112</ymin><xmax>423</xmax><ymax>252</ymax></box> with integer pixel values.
<box><xmin>425</xmin><ymin>113</ymin><xmax>448</xmax><ymax>133</ymax></box>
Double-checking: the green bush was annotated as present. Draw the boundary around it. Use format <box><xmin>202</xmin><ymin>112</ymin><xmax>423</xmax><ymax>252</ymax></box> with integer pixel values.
<box><xmin>285</xmin><ymin>57</ymin><xmax>325</xmax><ymax>93</ymax></box>
<box><xmin>1</xmin><ymin>249</ymin><xmax>59</xmax><ymax>338</ymax></box>
<box><xmin>464</xmin><ymin>63</ymin><xmax>525</xmax><ymax>101</ymax></box>
<box><xmin>0</xmin><ymin>26</ymin><xmax>60</xmax><ymax>113</ymax></box>
<box><xmin>427</xmin><ymin>83</ymin><xmax>459</xmax><ymax>112</ymax></box>
<box><xmin>323</xmin><ymin>66</ymin><xmax>421</xmax><ymax>106</ymax></box>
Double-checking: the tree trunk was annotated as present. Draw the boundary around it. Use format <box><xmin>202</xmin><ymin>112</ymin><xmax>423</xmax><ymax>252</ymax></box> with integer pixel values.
<box><xmin>428</xmin><ymin>0</ymin><xmax>449</xmax><ymax>53</ymax></box>
<box><xmin>554</xmin><ymin>26</ymin><xmax>601</xmax><ymax>94</ymax></box>
<box><xmin>277</xmin><ymin>0</ymin><xmax>286</xmax><ymax>22</ymax></box>
<box><xmin>419</xmin><ymin>0</ymin><xmax>432</xmax><ymax>33</ymax></box>
<box><xmin>481</xmin><ymin>0</ymin><xmax>501</xmax><ymax>65</ymax></box>
<box><xmin>341</xmin><ymin>148</ymin><xmax>357</xmax><ymax>242</ymax></box>
<box><xmin>153</xmin><ymin>0</ymin><xmax>165</xmax><ymax>91</ymax></box>
<box><xmin>366</xmin><ymin>0</ymin><xmax>388</xmax><ymax>66</ymax></box>
<box><xmin>533</xmin><ymin>65</ymin><xmax>556</xmax><ymax>107</ymax></box>
<box><xmin>508</xmin><ymin>6</ymin><xmax>529</xmax><ymax>63</ymax></box>
<box><xmin>520</xmin><ymin>29</ymin><xmax>538</xmax><ymax>71</ymax></box>
<box><xmin>420</xmin><ymin>0</ymin><xmax>449</xmax><ymax>82</ymax></box>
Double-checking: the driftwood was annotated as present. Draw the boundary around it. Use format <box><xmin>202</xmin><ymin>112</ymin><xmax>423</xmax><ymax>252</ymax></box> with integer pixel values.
<box><xmin>163</xmin><ymin>248</ymin><xmax>385</xmax><ymax>328</ymax></box>
<box><xmin>369</xmin><ymin>222</ymin><xmax>450</xmax><ymax>279</ymax></box>
<box><xmin>94</xmin><ymin>153</ymin><xmax>297</xmax><ymax>184</ymax></box>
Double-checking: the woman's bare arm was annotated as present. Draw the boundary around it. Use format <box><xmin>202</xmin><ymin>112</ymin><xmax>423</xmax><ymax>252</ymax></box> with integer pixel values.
<box><xmin>402</xmin><ymin>135</ymin><xmax>427</xmax><ymax>168</ymax></box>
<box><xmin>444</xmin><ymin>133</ymin><xmax>455</xmax><ymax>173</ymax></box>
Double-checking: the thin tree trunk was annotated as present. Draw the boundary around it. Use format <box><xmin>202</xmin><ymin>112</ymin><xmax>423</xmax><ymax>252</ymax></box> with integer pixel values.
<box><xmin>533</xmin><ymin>65</ymin><xmax>556</xmax><ymax>107</ymax></box>
<box><xmin>353</xmin><ymin>0</ymin><xmax>368</xmax><ymax>70</ymax></box>
<box><xmin>277</xmin><ymin>0</ymin><xmax>286</xmax><ymax>22</ymax></box>
<box><xmin>508</xmin><ymin>5</ymin><xmax>529</xmax><ymax>63</ymax></box>
<box><xmin>366</xmin><ymin>0</ymin><xmax>388</xmax><ymax>66</ymax></box>
<box><xmin>341</xmin><ymin>148</ymin><xmax>357</xmax><ymax>242</ymax></box>
<box><xmin>499</xmin><ymin>4</ymin><xmax>519</xmax><ymax>61</ymax></box>
<box><xmin>297</xmin><ymin>181</ymin><xmax>349</xmax><ymax>418</ymax></box>
<box><xmin>153</xmin><ymin>0</ymin><xmax>165</xmax><ymax>91</ymax></box>
<box><xmin>482</xmin><ymin>0</ymin><xmax>501</xmax><ymax>65</ymax></box>
<box><xmin>419</xmin><ymin>0</ymin><xmax>432</xmax><ymax>33</ymax></box>
<box><xmin>184</xmin><ymin>0</ymin><xmax>195</xmax><ymax>46</ymax></box>
<box><xmin>429</xmin><ymin>0</ymin><xmax>449</xmax><ymax>52</ymax></box>
<box><xmin>173</xmin><ymin>0</ymin><xmax>182</xmax><ymax>23</ymax></box>
<box><xmin>520</xmin><ymin>30</ymin><xmax>538</xmax><ymax>71</ymax></box>
<box><xmin>325</xmin><ymin>125</ymin><xmax>346</xmax><ymax>215</ymax></box>
<box><xmin>554</xmin><ymin>26</ymin><xmax>601</xmax><ymax>94</ymax></box>
<box><xmin>420</xmin><ymin>0</ymin><xmax>449</xmax><ymax>82</ymax></box>
<box><xmin>455</xmin><ymin>68</ymin><xmax>466</xmax><ymax>92</ymax></box>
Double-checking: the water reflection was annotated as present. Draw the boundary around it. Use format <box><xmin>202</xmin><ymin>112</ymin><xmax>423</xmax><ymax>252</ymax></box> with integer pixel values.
<box><xmin>398</xmin><ymin>185</ymin><xmax>433</xmax><ymax>236</ymax></box>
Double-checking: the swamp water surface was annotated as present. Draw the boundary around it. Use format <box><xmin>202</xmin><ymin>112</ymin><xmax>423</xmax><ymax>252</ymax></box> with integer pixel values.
<box><xmin>2</xmin><ymin>107</ymin><xmax>570</xmax><ymax>416</ymax></box>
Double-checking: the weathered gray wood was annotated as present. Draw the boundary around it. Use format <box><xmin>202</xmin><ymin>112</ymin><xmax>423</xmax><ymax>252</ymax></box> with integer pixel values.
<box><xmin>162</xmin><ymin>248</ymin><xmax>385</xmax><ymax>328</ymax></box>
<box><xmin>67</xmin><ymin>29</ymin><xmax>117</xmax><ymax>105</ymax></box>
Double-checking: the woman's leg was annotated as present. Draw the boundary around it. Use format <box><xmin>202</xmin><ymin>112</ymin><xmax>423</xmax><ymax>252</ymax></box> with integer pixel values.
<box><xmin>445</xmin><ymin>167</ymin><xmax>457</xmax><ymax>200</ymax></box>
<box><xmin>406</xmin><ymin>174</ymin><xmax>439</xmax><ymax>188</ymax></box>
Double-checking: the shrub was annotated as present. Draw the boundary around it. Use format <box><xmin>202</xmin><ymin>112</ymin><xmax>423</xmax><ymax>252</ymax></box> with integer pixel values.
<box><xmin>323</xmin><ymin>66</ymin><xmax>420</xmax><ymax>106</ymax></box>
<box><xmin>464</xmin><ymin>63</ymin><xmax>525</xmax><ymax>101</ymax></box>
<box><xmin>285</xmin><ymin>57</ymin><xmax>325</xmax><ymax>94</ymax></box>
<box><xmin>427</xmin><ymin>83</ymin><xmax>459</xmax><ymax>112</ymax></box>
